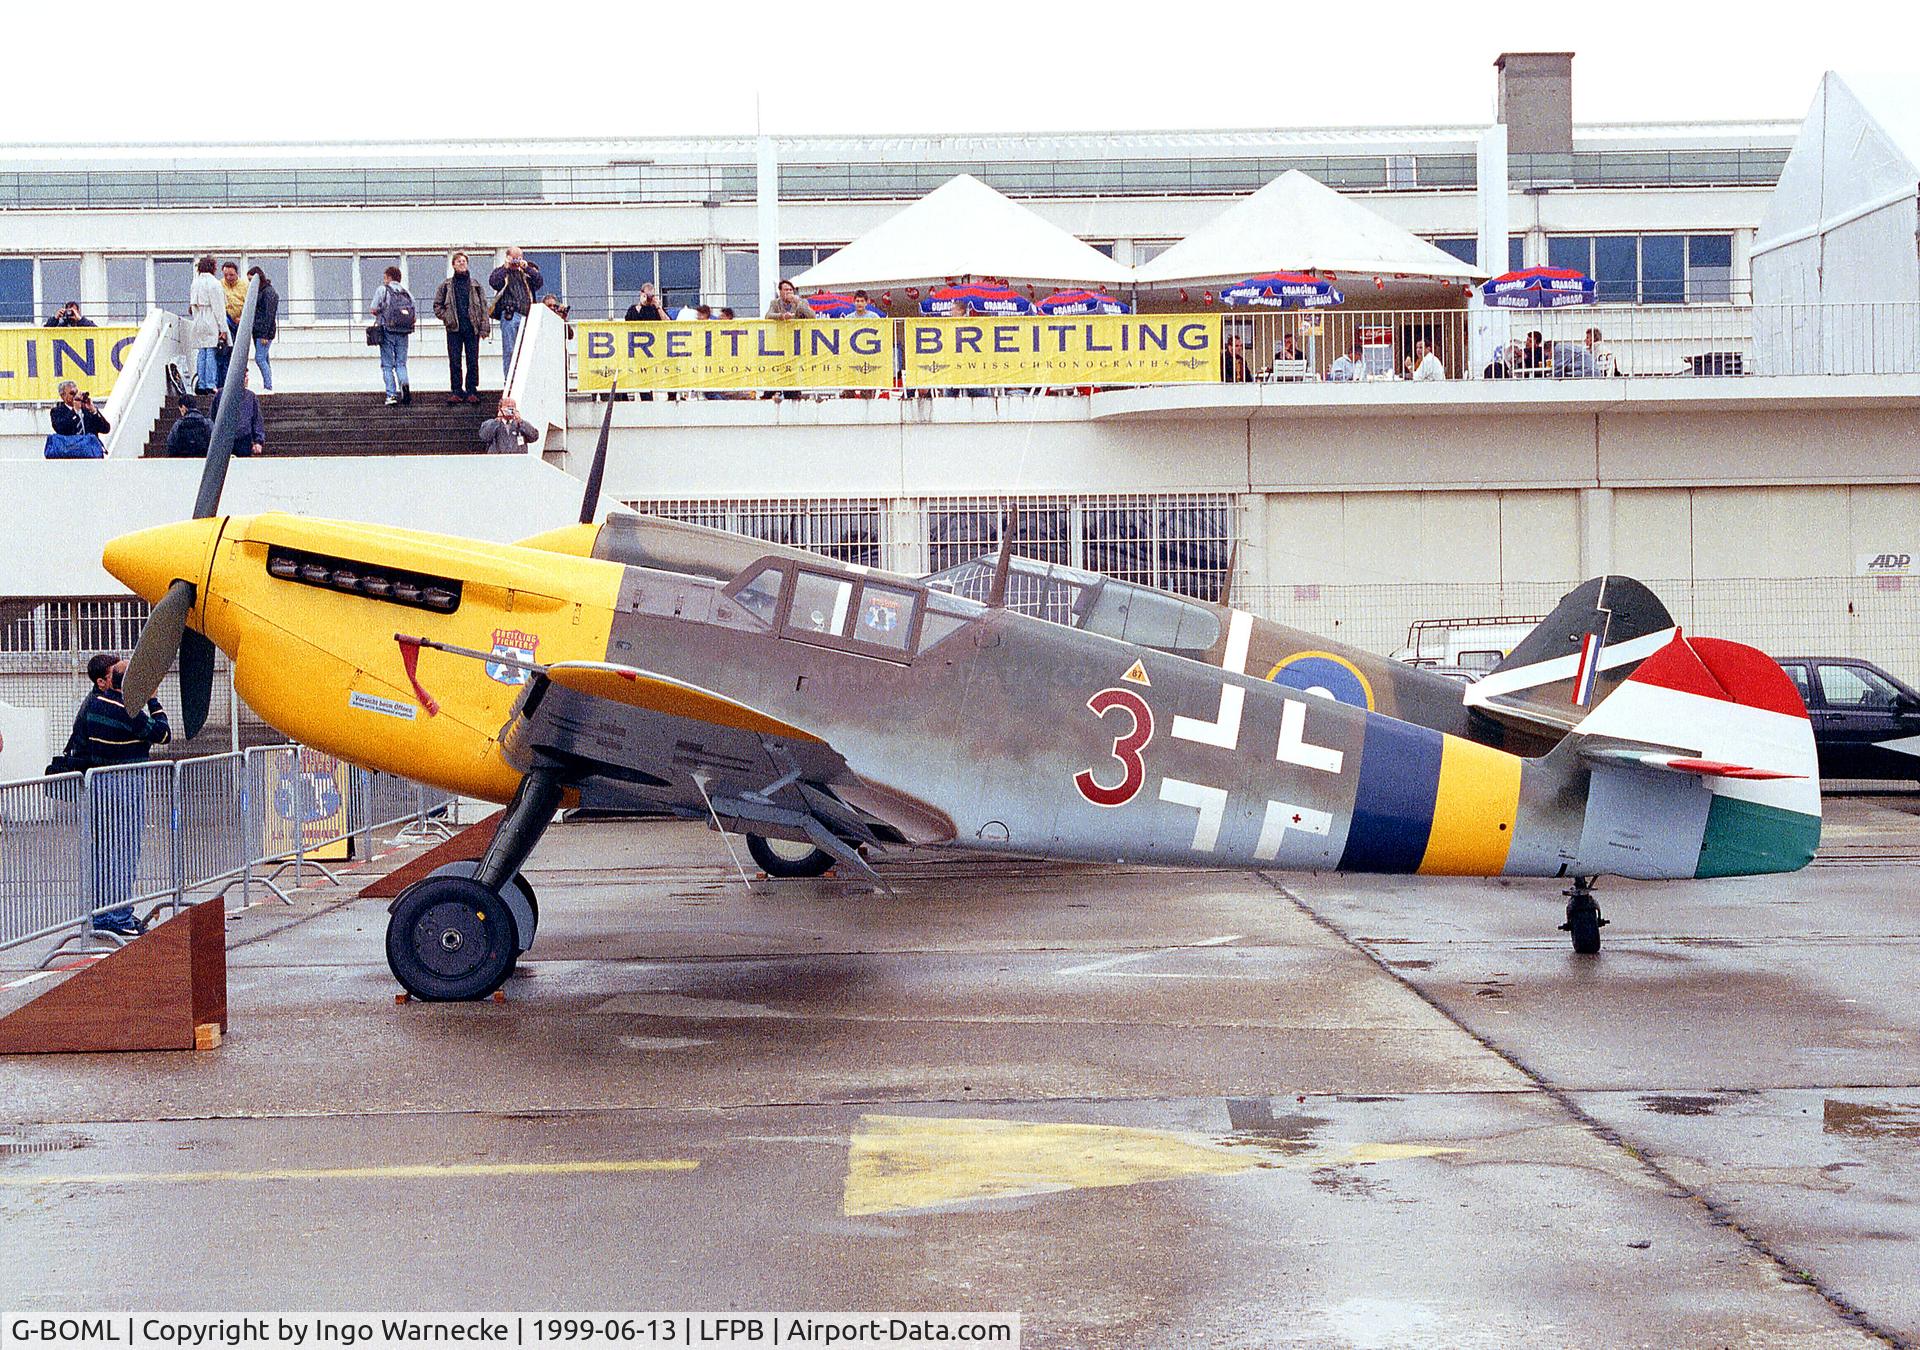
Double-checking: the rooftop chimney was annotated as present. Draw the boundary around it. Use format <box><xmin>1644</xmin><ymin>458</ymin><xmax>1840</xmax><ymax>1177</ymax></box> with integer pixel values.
<box><xmin>1495</xmin><ymin>52</ymin><xmax>1575</xmax><ymax>157</ymax></box>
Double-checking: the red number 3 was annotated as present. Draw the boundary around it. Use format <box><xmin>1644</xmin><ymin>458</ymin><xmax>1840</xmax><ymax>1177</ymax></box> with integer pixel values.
<box><xmin>1075</xmin><ymin>687</ymin><xmax>1154</xmax><ymax>807</ymax></box>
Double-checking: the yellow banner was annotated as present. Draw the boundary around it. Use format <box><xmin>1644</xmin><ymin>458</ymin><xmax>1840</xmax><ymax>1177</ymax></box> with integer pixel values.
<box><xmin>904</xmin><ymin>314</ymin><xmax>1222</xmax><ymax>387</ymax></box>
<box><xmin>262</xmin><ymin>747</ymin><xmax>351</xmax><ymax>862</ymax></box>
<box><xmin>0</xmin><ymin>326</ymin><xmax>139</xmax><ymax>402</ymax></box>
<box><xmin>577</xmin><ymin>320</ymin><xmax>895</xmax><ymax>391</ymax></box>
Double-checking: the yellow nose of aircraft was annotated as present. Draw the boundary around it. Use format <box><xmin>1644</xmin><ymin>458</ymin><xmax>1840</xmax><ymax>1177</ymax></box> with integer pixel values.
<box><xmin>102</xmin><ymin>517</ymin><xmax>225</xmax><ymax>606</ymax></box>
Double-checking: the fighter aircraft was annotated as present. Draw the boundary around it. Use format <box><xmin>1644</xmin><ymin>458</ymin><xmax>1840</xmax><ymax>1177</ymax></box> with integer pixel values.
<box><xmin>101</xmin><ymin>293</ymin><xmax>1822</xmax><ymax>1000</ymax></box>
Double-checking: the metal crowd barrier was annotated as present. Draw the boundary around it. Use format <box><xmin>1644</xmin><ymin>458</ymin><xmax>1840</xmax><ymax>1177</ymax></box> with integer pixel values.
<box><xmin>0</xmin><ymin>745</ymin><xmax>456</xmax><ymax>963</ymax></box>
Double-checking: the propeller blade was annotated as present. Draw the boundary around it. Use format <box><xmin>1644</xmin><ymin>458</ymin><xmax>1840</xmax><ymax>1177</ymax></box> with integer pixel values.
<box><xmin>179</xmin><ymin>630</ymin><xmax>217</xmax><ymax>740</ymax></box>
<box><xmin>579</xmin><ymin>382</ymin><xmax>616</xmax><ymax>524</ymax></box>
<box><xmin>192</xmin><ymin>280</ymin><xmax>263</xmax><ymax>520</ymax></box>
<box><xmin>122</xmin><ymin>578</ymin><xmax>194</xmax><ymax>709</ymax></box>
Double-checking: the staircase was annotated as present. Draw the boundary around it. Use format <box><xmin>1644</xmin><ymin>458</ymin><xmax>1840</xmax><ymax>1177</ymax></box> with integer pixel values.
<box><xmin>144</xmin><ymin>391</ymin><xmax>494</xmax><ymax>458</ymax></box>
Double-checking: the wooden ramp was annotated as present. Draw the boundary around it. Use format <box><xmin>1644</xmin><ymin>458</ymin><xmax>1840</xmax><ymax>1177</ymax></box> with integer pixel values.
<box><xmin>357</xmin><ymin>811</ymin><xmax>502</xmax><ymax>899</ymax></box>
<box><xmin>0</xmin><ymin>901</ymin><xmax>226</xmax><ymax>1055</ymax></box>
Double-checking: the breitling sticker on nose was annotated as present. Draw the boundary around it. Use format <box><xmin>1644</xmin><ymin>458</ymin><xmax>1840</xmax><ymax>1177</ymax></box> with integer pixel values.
<box><xmin>350</xmin><ymin>690</ymin><xmax>419</xmax><ymax>720</ymax></box>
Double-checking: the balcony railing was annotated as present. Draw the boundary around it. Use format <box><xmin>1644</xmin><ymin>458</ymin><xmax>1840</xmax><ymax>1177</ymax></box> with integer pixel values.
<box><xmin>0</xmin><ymin>147</ymin><xmax>1789</xmax><ymax>213</ymax></box>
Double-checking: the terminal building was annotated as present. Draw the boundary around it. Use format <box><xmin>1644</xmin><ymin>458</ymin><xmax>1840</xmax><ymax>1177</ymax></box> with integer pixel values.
<box><xmin>1</xmin><ymin>52</ymin><xmax>1916</xmax><ymax>777</ymax></box>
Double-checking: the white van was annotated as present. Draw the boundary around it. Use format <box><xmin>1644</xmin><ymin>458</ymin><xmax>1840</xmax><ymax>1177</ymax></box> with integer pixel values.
<box><xmin>1390</xmin><ymin>615</ymin><xmax>1544</xmax><ymax>672</ymax></box>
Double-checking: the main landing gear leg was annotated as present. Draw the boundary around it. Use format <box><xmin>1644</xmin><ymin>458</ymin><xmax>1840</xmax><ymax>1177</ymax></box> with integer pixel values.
<box><xmin>385</xmin><ymin>769</ymin><xmax>563</xmax><ymax>1001</ymax></box>
<box><xmin>1560</xmin><ymin>875</ymin><xmax>1607</xmax><ymax>955</ymax></box>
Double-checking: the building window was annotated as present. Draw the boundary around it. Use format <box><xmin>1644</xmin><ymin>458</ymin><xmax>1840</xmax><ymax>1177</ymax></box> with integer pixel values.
<box><xmin>105</xmin><ymin>257</ymin><xmax>147</xmax><ymax>321</ymax></box>
<box><xmin>1688</xmin><ymin>234</ymin><xmax>1734</xmax><ymax>302</ymax></box>
<box><xmin>0</xmin><ymin>258</ymin><xmax>36</xmax><ymax>322</ymax></box>
<box><xmin>1541</xmin><ymin>233</ymin><xmax>1735</xmax><ymax>303</ymax></box>
<box><xmin>312</xmin><ymin>255</ymin><xmax>355</xmax><ymax>320</ymax></box>
<box><xmin>1430</xmin><ymin>237</ymin><xmax>1526</xmax><ymax>273</ymax></box>
<box><xmin>0</xmin><ymin>256</ymin><xmax>88</xmax><ymax>323</ymax></box>
<box><xmin>611</xmin><ymin>250</ymin><xmax>703</xmax><ymax>315</ymax></box>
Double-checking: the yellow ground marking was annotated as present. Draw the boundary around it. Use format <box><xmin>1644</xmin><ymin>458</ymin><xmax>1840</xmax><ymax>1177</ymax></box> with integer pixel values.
<box><xmin>0</xmin><ymin>1159</ymin><xmax>699</xmax><ymax>1188</ymax></box>
<box><xmin>1121</xmin><ymin>660</ymin><xmax>1151</xmax><ymax>686</ymax></box>
<box><xmin>842</xmin><ymin>1114</ymin><xmax>1461</xmax><ymax>1216</ymax></box>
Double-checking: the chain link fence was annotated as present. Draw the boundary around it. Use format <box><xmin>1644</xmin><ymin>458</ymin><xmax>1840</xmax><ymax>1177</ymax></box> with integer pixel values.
<box><xmin>0</xmin><ymin>745</ymin><xmax>454</xmax><ymax>960</ymax></box>
<box><xmin>1235</xmin><ymin>575</ymin><xmax>1920</xmax><ymax>676</ymax></box>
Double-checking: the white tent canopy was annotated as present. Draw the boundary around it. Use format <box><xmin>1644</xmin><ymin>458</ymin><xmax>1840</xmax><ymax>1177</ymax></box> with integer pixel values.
<box><xmin>791</xmin><ymin>174</ymin><xmax>1131</xmax><ymax>291</ymax></box>
<box><xmin>1133</xmin><ymin>170</ymin><xmax>1482</xmax><ymax>289</ymax></box>
<box><xmin>1751</xmin><ymin>72</ymin><xmax>1920</xmax><ymax>375</ymax></box>
<box><xmin>1753</xmin><ymin>71</ymin><xmax>1920</xmax><ymax>308</ymax></box>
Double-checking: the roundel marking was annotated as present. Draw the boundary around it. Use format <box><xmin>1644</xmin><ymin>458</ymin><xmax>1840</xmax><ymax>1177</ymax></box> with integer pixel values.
<box><xmin>1266</xmin><ymin>651</ymin><xmax>1376</xmax><ymax>711</ymax></box>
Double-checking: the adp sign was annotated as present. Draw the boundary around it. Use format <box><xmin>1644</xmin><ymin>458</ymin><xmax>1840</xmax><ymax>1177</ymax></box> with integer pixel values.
<box><xmin>0</xmin><ymin>326</ymin><xmax>139</xmax><ymax>402</ymax></box>
<box><xmin>1858</xmin><ymin>551</ymin><xmax>1914</xmax><ymax>577</ymax></box>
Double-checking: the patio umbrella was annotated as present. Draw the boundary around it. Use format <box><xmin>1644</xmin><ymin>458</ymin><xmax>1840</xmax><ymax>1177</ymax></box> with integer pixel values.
<box><xmin>807</xmin><ymin>292</ymin><xmax>865</xmax><ymax>317</ymax></box>
<box><xmin>1035</xmin><ymin>289</ymin><xmax>1131</xmax><ymax>315</ymax></box>
<box><xmin>1481</xmin><ymin>267</ymin><xmax>1596</xmax><ymax>308</ymax></box>
<box><xmin>1219</xmin><ymin>271</ymin><xmax>1344</xmax><ymax>308</ymax></box>
<box><xmin>920</xmin><ymin>283</ymin><xmax>1035</xmax><ymax>316</ymax></box>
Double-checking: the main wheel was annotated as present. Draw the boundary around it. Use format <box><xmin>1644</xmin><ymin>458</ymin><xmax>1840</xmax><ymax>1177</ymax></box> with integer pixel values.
<box><xmin>746</xmin><ymin>833</ymin><xmax>834</xmax><ymax>878</ymax></box>
<box><xmin>386</xmin><ymin>875</ymin><xmax>519</xmax><ymax>1001</ymax></box>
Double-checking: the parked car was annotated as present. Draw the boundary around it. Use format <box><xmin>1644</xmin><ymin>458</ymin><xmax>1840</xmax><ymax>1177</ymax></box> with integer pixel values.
<box><xmin>1775</xmin><ymin>656</ymin><xmax>1920</xmax><ymax>782</ymax></box>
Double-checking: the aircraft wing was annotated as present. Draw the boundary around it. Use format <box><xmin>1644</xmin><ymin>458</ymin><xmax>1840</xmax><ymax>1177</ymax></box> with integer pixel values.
<box><xmin>497</xmin><ymin>658</ymin><xmax>950</xmax><ymax>885</ymax></box>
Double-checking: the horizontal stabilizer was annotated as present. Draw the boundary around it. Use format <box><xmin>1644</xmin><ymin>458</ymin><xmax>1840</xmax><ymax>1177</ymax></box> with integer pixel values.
<box><xmin>1577</xmin><ymin>737</ymin><xmax>1804</xmax><ymax>780</ymax></box>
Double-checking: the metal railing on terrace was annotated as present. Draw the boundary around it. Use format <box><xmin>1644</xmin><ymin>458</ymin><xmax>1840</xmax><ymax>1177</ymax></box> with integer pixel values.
<box><xmin>568</xmin><ymin>304</ymin><xmax>1918</xmax><ymax>394</ymax></box>
<box><xmin>0</xmin><ymin>147</ymin><xmax>1788</xmax><ymax>212</ymax></box>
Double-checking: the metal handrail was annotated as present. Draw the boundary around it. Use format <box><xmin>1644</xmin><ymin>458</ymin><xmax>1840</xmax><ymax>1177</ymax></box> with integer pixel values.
<box><xmin>0</xmin><ymin>147</ymin><xmax>1791</xmax><ymax>212</ymax></box>
<box><xmin>0</xmin><ymin>745</ymin><xmax>455</xmax><ymax>960</ymax></box>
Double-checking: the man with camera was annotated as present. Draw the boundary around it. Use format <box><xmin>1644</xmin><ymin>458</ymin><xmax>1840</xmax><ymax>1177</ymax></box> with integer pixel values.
<box><xmin>487</xmin><ymin>245</ymin><xmax>544</xmax><ymax>380</ymax></box>
<box><xmin>44</xmin><ymin>300</ymin><xmax>96</xmax><ymax>327</ymax></box>
<box><xmin>50</xmin><ymin>380</ymin><xmax>111</xmax><ymax>437</ymax></box>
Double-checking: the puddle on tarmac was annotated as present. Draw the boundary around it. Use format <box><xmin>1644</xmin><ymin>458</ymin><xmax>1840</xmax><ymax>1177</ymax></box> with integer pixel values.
<box><xmin>1224</xmin><ymin>1097</ymin><xmax>1330</xmax><ymax>1154</ymax></box>
<box><xmin>1640</xmin><ymin>1095</ymin><xmax>1725</xmax><ymax>1117</ymax></box>
<box><xmin>1823</xmin><ymin>1099</ymin><xmax>1920</xmax><ymax>1139</ymax></box>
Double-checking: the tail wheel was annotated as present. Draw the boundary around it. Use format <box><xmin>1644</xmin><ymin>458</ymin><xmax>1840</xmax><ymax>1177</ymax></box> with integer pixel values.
<box><xmin>387</xmin><ymin>875</ymin><xmax>518</xmax><ymax>1001</ymax></box>
<box><xmin>746</xmin><ymin>833</ymin><xmax>835</xmax><ymax>878</ymax></box>
<box><xmin>1567</xmin><ymin>909</ymin><xmax>1603</xmax><ymax>955</ymax></box>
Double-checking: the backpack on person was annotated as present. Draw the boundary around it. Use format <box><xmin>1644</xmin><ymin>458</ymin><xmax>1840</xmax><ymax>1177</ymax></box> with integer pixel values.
<box><xmin>383</xmin><ymin>286</ymin><xmax>417</xmax><ymax>334</ymax></box>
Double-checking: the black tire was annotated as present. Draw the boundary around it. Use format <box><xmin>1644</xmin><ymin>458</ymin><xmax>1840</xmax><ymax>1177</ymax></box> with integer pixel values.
<box><xmin>1568</xmin><ymin>910</ymin><xmax>1602</xmax><ymax>955</ymax></box>
<box><xmin>386</xmin><ymin>875</ymin><xmax>519</xmax><ymax>1001</ymax></box>
<box><xmin>746</xmin><ymin>833</ymin><xmax>834</xmax><ymax>878</ymax></box>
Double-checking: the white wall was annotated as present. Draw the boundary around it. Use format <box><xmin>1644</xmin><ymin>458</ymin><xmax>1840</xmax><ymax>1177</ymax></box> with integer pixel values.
<box><xmin>0</xmin><ymin>455</ymin><xmax>592</xmax><ymax>597</ymax></box>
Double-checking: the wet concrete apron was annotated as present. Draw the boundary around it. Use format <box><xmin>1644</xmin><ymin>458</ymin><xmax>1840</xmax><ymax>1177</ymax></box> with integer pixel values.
<box><xmin>3</xmin><ymin>800</ymin><xmax>1914</xmax><ymax>1348</ymax></box>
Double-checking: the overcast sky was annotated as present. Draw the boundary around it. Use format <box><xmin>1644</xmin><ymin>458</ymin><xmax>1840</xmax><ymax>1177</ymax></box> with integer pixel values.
<box><xmin>12</xmin><ymin>0</ymin><xmax>1917</xmax><ymax>144</ymax></box>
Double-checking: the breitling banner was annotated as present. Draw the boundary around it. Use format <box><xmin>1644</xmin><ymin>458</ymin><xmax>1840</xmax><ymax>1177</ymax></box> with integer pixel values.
<box><xmin>904</xmin><ymin>314</ymin><xmax>1223</xmax><ymax>387</ymax></box>
<box><xmin>576</xmin><ymin>319</ymin><xmax>896</xmax><ymax>391</ymax></box>
<box><xmin>0</xmin><ymin>325</ymin><xmax>140</xmax><ymax>402</ymax></box>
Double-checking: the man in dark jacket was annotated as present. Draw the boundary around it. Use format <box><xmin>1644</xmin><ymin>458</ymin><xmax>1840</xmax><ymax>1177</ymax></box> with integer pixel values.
<box><xmin>165</xmin><ymin>396</ymin><xmax>214</xmax><ymax>457</ymax></box>
<box><xmin>215</xmin><ymin>370</ymin><xmax>266</xmax><ymax>456</ymax></box>
<box><xmin>49</xmin><ymin>380</ymin><xmax>111</xmax><ymax>436</ymax></box>
<box><xmin>45</xmin><ymin>301</ymin><xmax>96</xmax><ymax>327</ymax></box>
<box><xmin>70</xmin><ymin>654</ymin><xmax>172</xmax><ymax>936</ymax></box>
<box><xmin>433</xmin><ymin>252</ymin><xmax>491</xmax><ymax>404</ymax></box>
<box><xmin>486</xmin><ymin>246</ymin><xmax>543</xmax><ymax>381</ymax></box>
<box><xmin>246</xmin><ymin>266</ymin><xmax>280</xmax><ymax>393</ymax></box>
